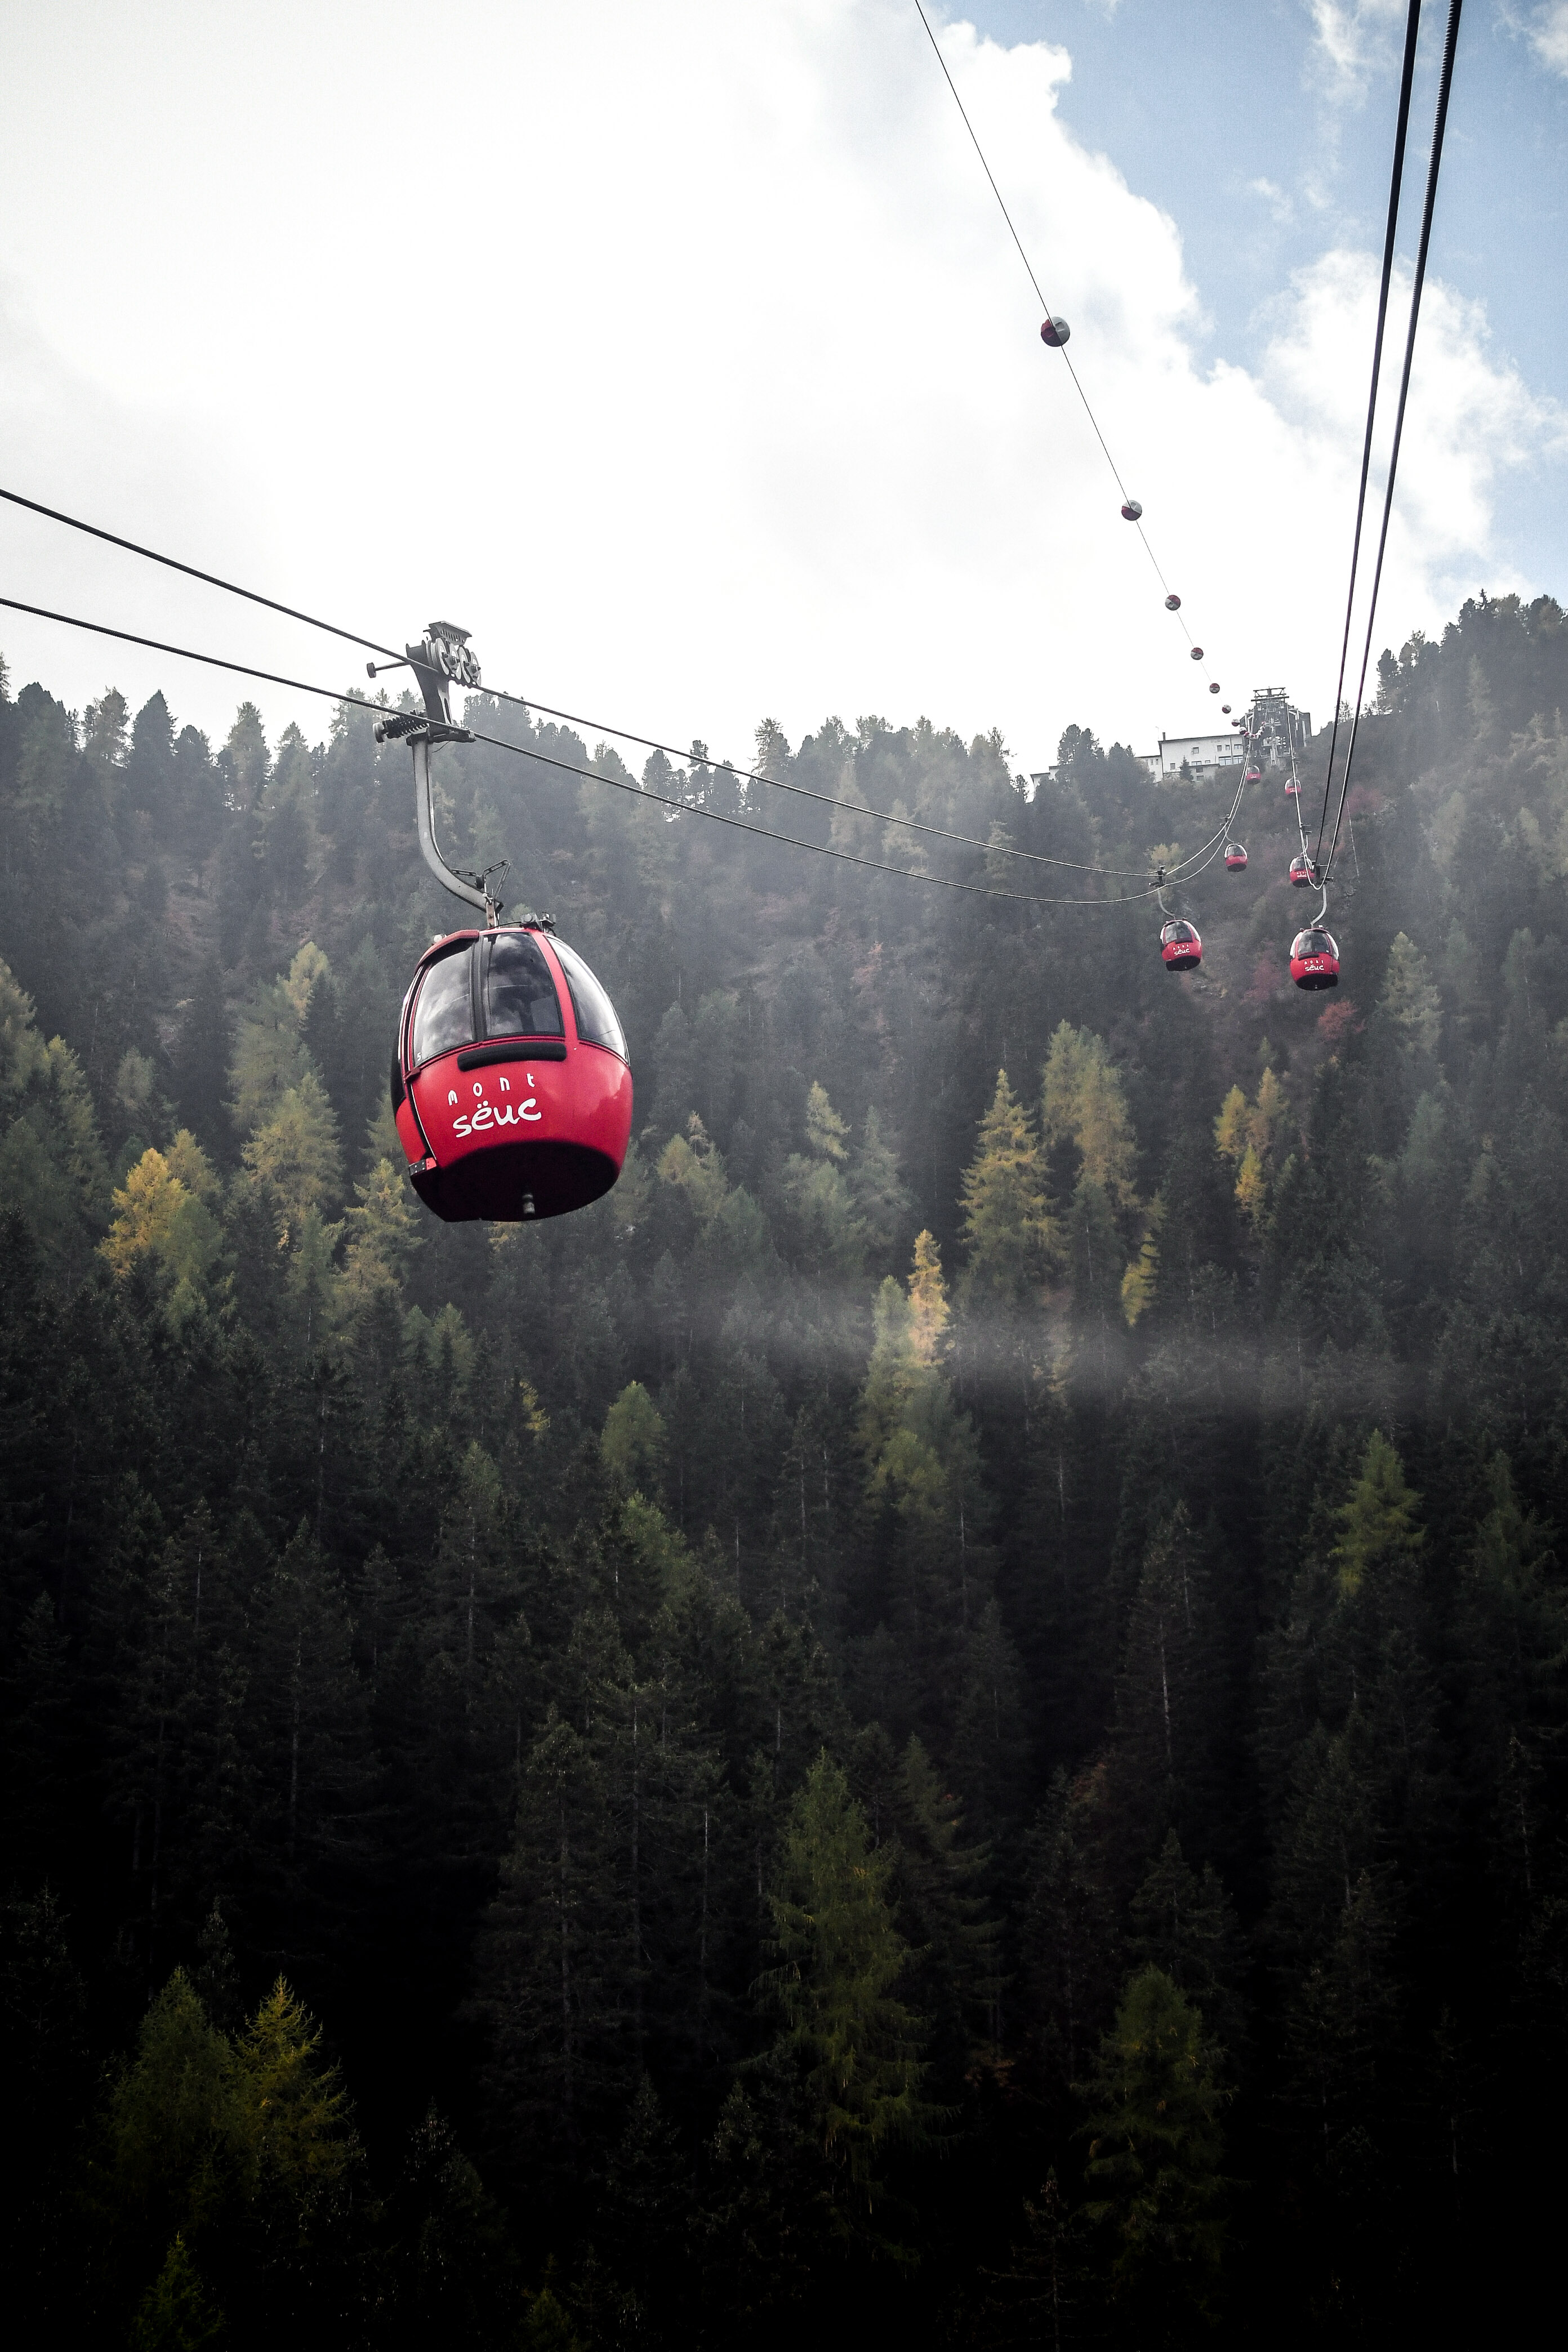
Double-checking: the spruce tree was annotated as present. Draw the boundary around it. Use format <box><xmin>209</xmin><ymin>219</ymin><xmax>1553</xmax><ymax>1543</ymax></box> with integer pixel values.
<box><xmin>1457</xmin><ymin>1453</ymin><xmax>1565</xmax><ymax>1913</ymax></box>
<box><xmin>1128</xmin><ymin>1832</ymin><xmax>1245</xmax><ymax>2061</ymax></box>
<box><xmin>168</xmin><ymin>956</ymin><xmax>233</xmax><ymax>1158</ymax></box>
<box><xmin>1079</xmin><ymin>1966</ymin><xmax>1228</xmax><ymax>2333</ymax></box>
<box><xmin>959</xmin><ymin>1070</ymin><xmax>1053</xmax><ymax>1316</ymax></box>
<box><xmin>761</xmin><ymin>1753</ymin><xmax>935</xmax><ymax>2213</ymax></box>
<box><xmin>1105</xmin><ymin>1505</ymin><xmax>1224</xmax><ymax>1873</ymax></box>
<box><xmin>129</xmin><ymin>2234</ymin><xmax>226</xmax><ymax>2350</ymax></box>
<box><xmin>478</xmin><ymin>1709</ymin><xmax>618</xmax><ymax>2163</ymax></box>
<box><xmin>1021</xmin><ymin>1770</ymin><xmax>1119</xmax><ymax>2102</ymax></box>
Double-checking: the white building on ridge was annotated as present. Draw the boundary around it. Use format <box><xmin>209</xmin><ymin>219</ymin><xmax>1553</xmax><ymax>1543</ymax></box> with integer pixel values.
<box><xmin>1148</xmin><ymin>729</ymin><xmax>1245</xmax><ymax>778</ymax></box>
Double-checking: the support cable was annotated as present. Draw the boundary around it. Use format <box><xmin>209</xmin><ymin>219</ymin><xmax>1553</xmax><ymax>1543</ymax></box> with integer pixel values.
<box><xmin>1311</xmin><ymin>0</ymin><xmax>1424</xmax><ymax>865</ymax></box>
<box><xmin>911</xmin><ymin>0</ymin><xmax>1224</xmax><ymax>694</ymax></box>
<box><xmin>1320</xmin><ymin>0</ymin><xmax>1464</xmax><ymax>885</ymax></box>
<box><xmin>0</xmin><ymin>484</ymin><xmax>399</xmax><ymax>663</ymax></box>
<box><xmin>0</xmin><ymin>480</ymin><xmax>1156</xmax><ymax>882</ymax></box>
<box><xmin>0</xmin><ymin>592</ymin><xmax>1182</xmax><ymax>908</ymax></box>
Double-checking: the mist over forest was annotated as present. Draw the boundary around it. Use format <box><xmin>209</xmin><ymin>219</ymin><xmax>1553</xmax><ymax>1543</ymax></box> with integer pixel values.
<box><xmin>4</xmin><ymin>587</ymin><xmax>1568</xmax><ymax>2345</ymax></box>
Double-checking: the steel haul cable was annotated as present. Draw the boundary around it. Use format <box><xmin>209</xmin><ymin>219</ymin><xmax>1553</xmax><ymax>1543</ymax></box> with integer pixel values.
<box><xmin>0</xmin><ymin>484</ymin><xmax>400</xmax><ymax>665</ymax></box>
<box><xmin>0</xmin><ymin>592</ymin><xmax>1199</xmax><ymax>908</ymax></box>
<box><xmin>0</xmin><ymin>482</ymin><xmax>1246</xmax><ymax>888</ymax></box>
<box><xmin>1319</xmin><ymin>0</ymin><xmax>1465</xmax><ymax>885</ymax></box>
<box><xmin>911</xmin><ymin>0</ymin><xmax>1223</xmax><ymax>697</ymax></box>
<box><xmin>1</xmin><ymin>20</ymin><xmax>1459</xmax><ymax>930</ymax></box>
<box><xmin>1311</xmin><ymin>0</ymin><xmax>1424</xmax><ymax>867</ymax></box>
<box><xmin>0</xmin><ymin>482</ymin><xmax>1155</xmax><ymax>884</ymax></box>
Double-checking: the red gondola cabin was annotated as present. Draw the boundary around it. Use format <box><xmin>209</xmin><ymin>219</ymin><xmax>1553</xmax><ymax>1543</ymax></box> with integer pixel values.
<box><xmin>392</xmin><ymin>924</ymin><xmax>632</xmax><ymax>1220</ymax></box>
<box><xmin>1160</xmin><ymin>919</ymin><xmax>1202</xmax><ymax>971</ymax></box>
<box><xmin>1289</xmin><ymin>854</ymin><xmax>1318</xmax><ymax>888</ymax></box>
<box><xmin>1244</xmin><ymin>764</ymin><xmax>1263</xmax><ymax>783</ymax></box>
<box><xmin>1224</xmin><ymin>842</ymin><xmax>1249</xmax><ymax>871</ymax></box>
<box><xmin>1290</xmin><ymin>925</ymin><xmax>1340</xmax><ymax>990</ymax></box>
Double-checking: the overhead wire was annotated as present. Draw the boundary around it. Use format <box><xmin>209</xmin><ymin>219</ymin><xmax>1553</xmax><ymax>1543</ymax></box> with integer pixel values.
<box><xmin>0</xmin><ymin>479</ymin><xmax>1157</xmax><ymax>883</ymax></box>
<box><xmin>0</xmin><ymin>592</ymin><xmax>1180</xmax><ymax>909</ymax></box>
<box><xmin>1319</xmin><ymin>0</ymin><xmax>1464</xmax><ymax>885</ymax></box>
<box><xmin>0</xmin><ymin>14</ymin><xmax>1464</xmax><ymax>954</ymax></box>
<box><xmin>3</xmin><ymin>6</ymin><xmax>1329</xmax><ymax>920</ymax></box>
<box><xmin>0</xmin><ymin>484</ymin><xmax>400</xmax><ymax>665</ymax></box>
<box><xmin>1310</xmin><ymin>0</ymin><xmax>1423</xmax><ymax>868</ymax></box>
<box><xmin>469</xmin><ymin>690</ymin><xmax>1153</xmax><ymax>879</ymax></box>
<box><xmin>1155</xmin><ymin>761</ymin><xmax>1251</xmax><ymax>930</ymax></box>
<box><xmin>911</xmin><ymin>0</ymin><xmax>1223</xmax><ymax>695</ymax></box>
<box><xmin>1287</xmin><ymin>725</ymin><xmax>1315</xmax><ymax>875</ymax></box>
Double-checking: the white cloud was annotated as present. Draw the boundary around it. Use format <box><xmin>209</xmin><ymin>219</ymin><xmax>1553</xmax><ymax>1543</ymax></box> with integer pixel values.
<box><xmin>1255</xmin><ymin>250</ymin><xmax>1567</xmax><ymax>624</ymax></box>
<box><xmin>1525</xmin><ymin>2</ymin><xmax>1568</xmax><ymax>74</ymax></box>
<box><xmin>1305</xmin><ymin>0</ymin><xmax>1409</xmax><ymax>102</ymax></box>
<box><xmin>1249</xmin><ymin>177</ymin><xmax>1296</xmax><ymax>222</ymax></box>
<box><xmin>0</xmin><ymin>0</ymin><xmax>1558</xmax><ymax>784</ymax></box>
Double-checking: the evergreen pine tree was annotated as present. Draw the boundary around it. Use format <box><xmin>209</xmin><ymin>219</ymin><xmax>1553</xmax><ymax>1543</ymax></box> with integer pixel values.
<box><xmin>129</xmin><ymin>2233</ymin><xmax>226</xmax><ymax>2351</ymax></box>
<box><xmin>478</xmin><ymin>1709</ymin><xmax>618</xmax><ymax>2162</ymax></box>
<box><xmin>1105</xmin><ymin>1505</ymin><xmax>1224</xmax><ymax>1871</ymax></box>
<box><xmin>761</xmin><ymin>1753</ymin><xmax>936</xmax><ymax>2214</ymax></box>
<box><xmin>1079</xmin><ymin>1966</ymin><xmax>1228</xmax><ymax>2334</ymax></box>
<box><xmin>959</xmin><ymin>1070</ymin><xmax>1053</xmax><ymax>1317</ymax></box>
<box><xmin>168</xmin><ymin>957</ymin><xmax>233</xmax><ymax>1158</ymax></box>
<box><xmin>1128</xmin><ymin>1831</ymin><xmax>1245</xmax><ymax>2060</ymax></box>
<box><xmin>1021</xmin><ymin>1769</ymin><xmax>1119</xmax><ymax>2102</ymax></box>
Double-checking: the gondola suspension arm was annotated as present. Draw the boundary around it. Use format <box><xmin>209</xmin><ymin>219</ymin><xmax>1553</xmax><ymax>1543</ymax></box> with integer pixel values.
<box><xmin>374</xmin><ymin>622</ymin><xmax>507</xmax><ymax>925</ymax></box>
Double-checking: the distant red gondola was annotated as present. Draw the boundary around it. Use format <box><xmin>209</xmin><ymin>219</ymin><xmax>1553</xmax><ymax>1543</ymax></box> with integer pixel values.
<box><xmin>1041</xmin><ymin>316</ymin><xmax>1071</xmax><ymax>348</ymax></box>
<box><xmin>1160</xmin><ymin>919</ymin><xmax>1202</xmax><ymax>970</ymax></box>
<box><xmin>1121</xmin><ymin>498</ymin><xmax>1143</xmax><ymax>520</ymax></box>
<box><xmin>1289</xmin><ymin>854</ymin><xmax>1318</xmax><ymax>888</ymax></box>
<box><xmin>1224</xmin><ymin>842</ymin><xmax>1249</xmax><ymax>871</ymax></box>
<box><xmin>1290</xmin><ymin>925</ymin><xmax>1340</xmax><ymax>990</ymax></box>
<box><xmin>1244</xmin><ymin>764</ymin><xmax>1262</xmax><ymax>783</ymax></box>
<box><xmin>1165</xmin><ymin>593</ymin><xmax>1181</xmax><ymax>611</ymax></box>
<box><xmin>1285</xmin><ymin>777</ymin><xmax>1300</xmax><ymax>798</ymax></box>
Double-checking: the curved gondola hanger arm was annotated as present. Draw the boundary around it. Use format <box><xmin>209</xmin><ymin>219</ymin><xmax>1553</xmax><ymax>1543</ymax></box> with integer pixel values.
<box><xmin>373</xmin><ymin>621</ymin><xmax>514</xmax><ymax>926</ymax></box>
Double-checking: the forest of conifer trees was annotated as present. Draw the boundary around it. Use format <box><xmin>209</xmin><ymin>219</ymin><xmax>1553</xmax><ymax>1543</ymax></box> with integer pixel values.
<box><xmin>3</xmin><ymin>587</ymin><xmax>1567</xmax><ymax>2345</ymax></box>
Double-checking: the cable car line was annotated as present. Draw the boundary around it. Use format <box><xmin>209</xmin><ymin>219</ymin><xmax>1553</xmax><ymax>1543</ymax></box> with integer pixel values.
<box><xmin>0</xmin><ymin>591</ymin><xmax>1193</xmax><ymax>908</ymax></box>
<box><xmin>462</xmin><ymin>693</ymin><xmax>1159</xmax><ymax>880</ymax></box>
<box><xmin>0</xmin><ymin>483</ymin><xmax>400</xmax><ymax>665</ymax></box>
<box><xmin>0</xmin><ymin>593</ymin><xmax>648</xmax><ymax>791</ymax></box>
<box><xmin>0</xmin><ymin>13</ymin><xmax>1469</xmax><ymax>996</ymax></box>
<box><xmin>911</xmin><ymin>0</ymin><xmax>1223</xmax><ymax>700</ymax></box>
<box><xmin>0</xmin><ymin>478</ymin><xmax>1168</xmax><ymax>883</ymax></box>
<box><xmin>1318</xmin><ymin>0</ymin><xmax>1464</xmax><ymax>888</ymax></box>
<box><xmin>1310</xmin><ymin>0</ymin><xmax>1423</xmax><ymax>871</ymax></box>
<box><xmin>0</xmin><ymin>482</ymin><xmax>1245</xmax><ymax>888</ymax></box>
<box><xmin>911</xmin><ymin>0</ymin><xmax>1137</xmax><ymax>525</ymax></box>
<box><xmin>910</xmin><ymin>0</ymin><xmax>1130</xmax><ymax>507</ymax></box>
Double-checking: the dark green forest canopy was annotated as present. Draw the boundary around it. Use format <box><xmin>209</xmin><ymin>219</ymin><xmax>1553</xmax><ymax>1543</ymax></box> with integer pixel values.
<box><xmin>3</xmin><ymin>590</ymin><xmax>1568</xmax><ymax>2345</ymax></box>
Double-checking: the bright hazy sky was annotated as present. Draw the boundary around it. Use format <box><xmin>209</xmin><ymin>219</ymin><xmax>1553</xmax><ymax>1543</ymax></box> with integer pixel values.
<box><xmin>1</xmin><ymin>1</ymin><xmax>1565</xmax><ymax>777</ymax></box>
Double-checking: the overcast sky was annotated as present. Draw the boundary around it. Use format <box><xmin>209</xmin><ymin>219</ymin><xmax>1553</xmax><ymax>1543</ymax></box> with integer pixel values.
<box><xmin>1</xmin><ymin>0</ymin><xmax>1565</xmax><ymax>778</ymax></box>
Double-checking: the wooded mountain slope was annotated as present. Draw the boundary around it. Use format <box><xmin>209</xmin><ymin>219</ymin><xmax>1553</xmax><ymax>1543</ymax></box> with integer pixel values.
<box><xmin>3</xmin><ymin>590</ymin><xmax>1567</xmax><ymax>2346</ymax></box>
